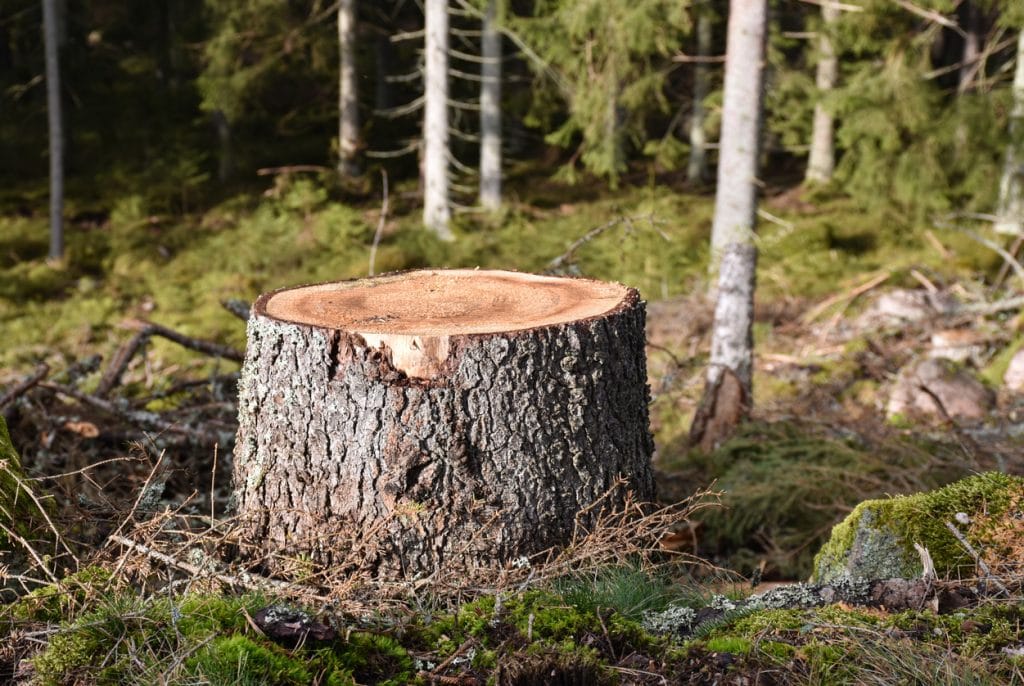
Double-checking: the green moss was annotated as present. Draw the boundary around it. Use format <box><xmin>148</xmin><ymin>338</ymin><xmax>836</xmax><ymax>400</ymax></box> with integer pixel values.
<box><xmin>982</xmin><ymin>335</ymin><xmax>1024</xmax><ymax>387</ymax></box>
<box><xmin>813</xmin><ymin>472</ymin><xmax>1023</xmax><ymax>582</ymax></box>
<box><xmin>334</xmin><ymin>632</ymin><xmax>414</xmax><ymax>686</ymax></box>
<box><xmin>704</xmin><ymin>636</ymin><xmax>753</xmax><ymax>654</ymax></box>
<box><xmin>6</xmin><ymin>565</ymin><xmax>111</xmax><ymax>623</ymax></box>
<box><xmin>186</xmin><ymin>635</ymin><xmax>314</xmax><ymax>685</ymax></box>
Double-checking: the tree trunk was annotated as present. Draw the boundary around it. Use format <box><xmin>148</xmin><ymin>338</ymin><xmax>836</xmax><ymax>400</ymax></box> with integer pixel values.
<box><xmin>805</xmin><ymin>4</ymin><xmax>838</xmax><ymax>185</ymax></box>
<box><xmin>213</xmin><ymin>109</ymin><xmax>232</xmax><ymax>183</ymax></box>
<box><xmin>423</xmin><ymin>0</ymin><xmax>453</xmax><ymax>239</ymax></box>
<box><xmin>478</xmin><ymin>0</ymin><xmax>502</xmax><ymax>211</ymax></box>
<box><xmin>689</xmin><ymin>244</ymin><xmax>756</xmax><ymax>452</ymax></box>
<box><xmin>232</xmin><ymin>270</ymin><xmax>654</xmax><ymax>578</ymax></box>
<box><xmin>958</xmin><ymin>2</ymin><xmax>980</xmax><ymax>94</ymax></box>
<box><xmin>687</xmin><ymin>10</ymin><xmax>712</xmax><ymax>184</ymax></box>
<box><xmin>42</xmin><ymin>0</ymin><xmax>64</xmax><ymax>262</ymax></box>
<box><xmin>338</xmin><ymin>0</ymin><xmax>360</xmax><ymax>176</ymax></box>
<box><xmin>708</xmin><ymin>0</ymin><xmax>767</xmax><ymax>275</ymax></box>
<box><xmin>996</xmin><ymin>29</ymin><xmax>1024</xmax><ymax>236</ymax></box>
<box><xmin>374</xmin><ymin>34</ymin><xmax>394</xmax><ymax>111</ymax></box>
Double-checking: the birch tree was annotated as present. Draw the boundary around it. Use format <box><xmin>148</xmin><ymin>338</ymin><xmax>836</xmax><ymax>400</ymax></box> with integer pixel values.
<box><xmin>42</xmin><ymin>0</ymin><xmax>64</xmax><ymax>261</ymax></box>
<box><xmin>804</xmin><ymin>3</ymin><xmax>838</xmax><ymax>185</ymax></box>
<box><xmin>479</xmin><ymin>0</ymin><xmax>502</xmax><ymax>210</ymax></box>
<box><xmin>691</xmin><ymin>0</ymin><xmax>767</xmax><ymax>451</ymax></box>
<box><xmin>996</xmin><ymin>28</ymin><xmax>1024</xmax><ymax>236</ymax></box>
<box><xmin>423</xmin><ymin>0</ymin><xmax>453</xmax><ymax>239</ymax></box>
<box><xmin>687</xmin><ymin>8</ymin><xmax>712</xmax><ymax>183</ymax></box>
<box><xmin>338</xmin><ymin>0</ymin><xmax>360</xmax><ymax>176</ymax></box>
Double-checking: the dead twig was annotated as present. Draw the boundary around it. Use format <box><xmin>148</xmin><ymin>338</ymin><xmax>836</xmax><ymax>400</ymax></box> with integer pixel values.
<box><xmin>801</xmin><ymin>270</ymin><xmax>890</xmax><ymax>325</ymax></box>
<box><xmin>220</xmin><ymin>299</ymin><xmax>251</xmax><ymax>322</ymax></box>
<box><xmin>944</xmin><ymin>521</ymin><xmax>1009</xmax><ymax>594</ymax></box>
<box><xmin>0</xmin><ymin>363</ymin><xmax>49</xmax><ymax>412</ymax></box>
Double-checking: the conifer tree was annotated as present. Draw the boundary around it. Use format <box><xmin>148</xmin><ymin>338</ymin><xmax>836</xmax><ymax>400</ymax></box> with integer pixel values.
<box><xmin>338</xmin><ymin>0</ymin><xmax>360</xmax><ymax>176</ymax></box>
<box><xmin>996</xmin><ymin>28</ymin><xmax>1024</xmax><ymax>235</ymax></box>
<box><xmin>423</xmin><ymin>0</ymin><xmax>453</xmax><ymax>238</ymax></box>
<box><xmin>687</xmin><ymin>7</ymin><xmax>713</xmax><ymax>183</ymax></box>
<box><xmin>479</xmin><ymin>0</ymin><xmax>502</xmax><ymax>210</ymax></box>
<box><xmin>690</xmin><ymin>0</ymin><xmax>767</xmax><ymax>451</ymax></box>
<box><xmin>42</xmin><ymin>0</ymin><xmax>64</xmax><ymax>261</ymax></box>
<box><xmin>805</xmin><ymin>3</ymin><xmax>839</xmax><ymax>185</ymax></box>
<box><xmin>512</xmin><ymin>0</ymin><xmax>690</xmax><ymax>184</ymax></box>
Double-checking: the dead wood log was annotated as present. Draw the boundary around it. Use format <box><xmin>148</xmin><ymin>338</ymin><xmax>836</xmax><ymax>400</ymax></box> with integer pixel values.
<box><xmin>232</xmin><ymin>269</ymin><xmax>655</xmax><ymax>577</ymax></box>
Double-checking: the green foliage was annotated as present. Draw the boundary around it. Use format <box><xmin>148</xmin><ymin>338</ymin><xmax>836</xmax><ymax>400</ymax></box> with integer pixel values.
<box><xmin>511</xmin><ymin>0</ymin><xmax>690</xmax><ymax>183</ymax></box>
<box><xmin>186</xmin><ymin>635</ymin><xmax>314</xmax><ymax>685</ymax></box>
<box><xmin>555</xmin><ymin>564</ymin><xmax>690</xmax><ymax>622</ymax></box>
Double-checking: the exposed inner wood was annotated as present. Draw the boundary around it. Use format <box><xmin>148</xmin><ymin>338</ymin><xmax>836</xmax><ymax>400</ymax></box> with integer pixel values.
<box><xmin>260</xmin><ymin>269</ymin><xmax>630</xmax><ymax>378</ymax></box>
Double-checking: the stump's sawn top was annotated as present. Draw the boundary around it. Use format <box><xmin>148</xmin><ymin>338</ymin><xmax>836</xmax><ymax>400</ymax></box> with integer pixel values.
<box><xmin>255</xmin><ymin>270</ymin><xmax>634</xmax><ymax>379</ymax></box>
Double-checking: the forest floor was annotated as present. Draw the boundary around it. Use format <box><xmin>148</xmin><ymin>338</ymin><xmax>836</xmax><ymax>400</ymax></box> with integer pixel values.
<box><xmin>1</xmin><ymin>174</ymin><xmax>1024</xmax><ymax>683</ymax></box>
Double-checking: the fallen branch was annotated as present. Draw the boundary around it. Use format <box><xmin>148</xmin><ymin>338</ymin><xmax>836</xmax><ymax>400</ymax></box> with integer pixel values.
<box><xmin>801</xmin><ymin>270</ymin><xmax>890</xmax><ymax>325</ymax></box>
<box><xmin>220</xmin><ymin>299</ymin><xmax>251</xmax><ymax>322</ymax></box>
<box><xmin>0</xmin><ymin>363</ymin><xmax>49</xmax><ymax>412</ymax></box>
<box><xmin>944</xmin><ymin>521</ymin><xmax>1009</xmax><ymax>595</ymax></box>
<box><xmin>108</xmin><ymin>534</ymin><xmax>327</xmax><ymax>599</ymax></box>
<box><xmin>40</xmin><ymin>381</ymin><xmax>191</xmax><ymax>436</ymax></box>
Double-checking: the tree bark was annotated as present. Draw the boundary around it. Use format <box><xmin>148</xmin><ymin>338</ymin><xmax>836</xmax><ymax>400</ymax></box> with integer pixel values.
<box><xmin>42</xmin><ymin>0</ymin><xmax>64</xmax><ymax>262</ymax></box>
<box><xmin>478</xmin><ymin>0</ymin><xmax>502</xmax><ymax>211</ymax></box>
<box><xmin>996</xmin><ymin>29</ymin><xmax>1024</xmax><ymax>236</ymax></box>
<box><xmin>689</xmin><ymin>244</ymin><xmax>756</xmax><ymax>451</ymax></box>
<box><xmin>423</xmin><ymin>0</ymin><xmax>453</xmax><ymax>239</ymax></box>
<box><xmin>805</xmin><ymin>4</ymin><xmax>838</xmax><ymax>185</ymax></box>
<box><xmin>338</xmin><ymin>0</ymin><xmax>360</xmax><ymax>176</ymax></box>
<box><xmin>687</xmin><ymin>10</ymin><xmax>712</xmax><ymax>184</ymax></box>
<box><xmin>232</xmin><ymin>270</ymin><xmax>654</xmax><ymax>577</ymax></box>
<box><xmin>708</xmin><ymin>0</ymin><xmax>767</xmax><ymax>277</ymax></box>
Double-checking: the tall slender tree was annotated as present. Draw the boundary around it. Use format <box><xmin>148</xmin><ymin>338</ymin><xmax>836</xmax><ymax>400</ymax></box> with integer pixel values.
<box><xmin>479</xmin><ymin>0</ymin><xmax>502</xmax><ymax>210</ymax></box>
<box><xmin>996</xmin><ymin>28</ymin><xmax>1024</xmax><ymax>236</ymax></box>
<box><xmin>691</xmin><ymin>0</ymin><xmax>768</xmax><ymax>451</ymax></box>
<box><xmin>423</xmin><ymin>0</ymin><xmax>453</xmax><ymax>238</ymax></box>
<box><xmin>338</xmin><ymin>0</ymin><xmax>360</xmax><ymax>176</ymax></box>
<box><xmin>687</xmin><ymin>7</ymin><xmax>713</xmax><ymax>183</ymax></box>
<box><xmin>42</xmin><ymin>0</ymin><xmax>64</xmax><ymax>261</ymax></box>
<box><xmin>805</xmin><ymin>3</ymin><xmax>839</xmax><ymax>185</ymax></box>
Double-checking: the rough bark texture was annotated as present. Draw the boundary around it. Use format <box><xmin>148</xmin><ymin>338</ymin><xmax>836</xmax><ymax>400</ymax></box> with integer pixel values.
<box><xmin>687</xmin><ymin>10</ymin><xmax>712</xmax><ymax>184</ymax></box>
<box><xmin>478</xmin><ymin>0</ymin><xmax>502</xmax><ymax>211</ymax></box>
<box><xmin>338</xmin><ymin>0</ymin><xmax>360</xmax><ymax>176</ymax></box>
<box><xmin>423</xmin><ymin>0</ymin><xmax>453</xmax><ymax>239</ymax></box>
<box><xmin>996</xmin><ymin>29</ymin><xmax>1024</xmax><ymax>236</ymax></box>
<box><xmin>709</xmin><ymin>0</ymin><xmax>767</xmax><ymax>272</ymax></box>
<box><xmin>805</xmin><ymin>4</ymin><xmax>838</xmax><ymax>185</ymax></box>
<box><xmin>232</xmin><ymin>276</ymin><xmax>654</xmax><ymax>577</ymax></box>
<box><xmin>42</xmin><ymin>0</ymin><xmax>64</xmax><ymax>261</ymax></box>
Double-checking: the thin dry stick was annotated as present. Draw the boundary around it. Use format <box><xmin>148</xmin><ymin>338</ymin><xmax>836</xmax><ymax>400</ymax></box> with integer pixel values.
<box><xmin>944</xmin><ymin>521</ymin><xmax>1009</xmax><ymax>594</ymax></box>
<box><xmin>0</xmin><ymin>522</ymin><xmax>60</xmax><ymax>584</ymax></box>
<box><xmin>368</xmin><ymin>169</ymin><xmax>389</xmax><ymax>277</ymax></box>
<box><xmin>1</xmin><ymin>465</ymin><xmax>79</xmax><ymax>566</ymax></box>
<box><xmin>0</xmin><ymin>363</ymin><xmax>49</xmax><ymax>411</ymax></box>
<box><xmin>802</xmin><ymin>270</ymin><xmax>891</xmax><ymax>324</ymax></box>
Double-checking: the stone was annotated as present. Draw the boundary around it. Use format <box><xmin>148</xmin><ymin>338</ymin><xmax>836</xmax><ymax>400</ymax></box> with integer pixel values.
<box><xmin>812</xmin><ymin>473</ymin><xmax>1024</xmax><ymax>583</ymax></box>
<box><xmin>886</xmin><ymin>358</ymin><xmax>994</xmax><ymax>421</ymax></box>
<box><xmin>1003</xmin><ymin>348</ymin><xmax>1024</xmax><ymax>392</ymax></box>
<box><xmin>928</xmin><ymin>329</ymin><xmax>990</xmax><ymax>365</ymax></box>
<box><xmin>855</xmin><ymin>289</ymin><xmax>958</xmax><ymax>328</ymax></box>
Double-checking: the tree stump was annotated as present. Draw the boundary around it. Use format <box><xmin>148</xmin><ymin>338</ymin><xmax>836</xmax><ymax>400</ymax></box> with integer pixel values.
<box><xmin>232</xmin><ymin>269</ymin><xmax>654</xmax><ymax>577</ymax></box>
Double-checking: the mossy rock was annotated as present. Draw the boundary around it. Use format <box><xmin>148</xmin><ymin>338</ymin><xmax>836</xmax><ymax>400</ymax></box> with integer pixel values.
<box><xmin>0</xmin><ymin>416</ymin><xmax>52</xmax><ymax>553</ymax></box>
<box><xmin>812</xmin><ymin>472</ymin><xmax>1023</xmax><ymax>582</ymax></box>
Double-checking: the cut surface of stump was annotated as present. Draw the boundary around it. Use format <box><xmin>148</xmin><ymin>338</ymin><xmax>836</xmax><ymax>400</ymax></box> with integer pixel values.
<box><xmin>232</xmin><ymin>269</ymin><xmax>654</xmax><ymax>578</ymax></box>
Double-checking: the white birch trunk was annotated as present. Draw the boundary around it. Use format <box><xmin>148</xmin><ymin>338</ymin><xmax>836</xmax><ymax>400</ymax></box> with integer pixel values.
<box><xmin>709</xmin><ymin>0</ymin><xmax>768</xmax><ymax>269</ymax></box>
<box><xmin>708</xmin><ymin>243</ymin><xmax>757</xmax><ymax>392</ymax></box>
<box><xmin>478</xmin><ymin>0</ymin><xmax>502</xmax><ymax>211</ymax></box>
<box><xmin>805</xmin><ymin>4</ymin><xmax>838</xmax><ymax>185</ymax></box>
<box><xmin>687</xmin><ymin>10</ymin><xmax>712</xmax><ymax>183</ymax></box>
<box><xmin>338</xmin><ymin>0</ymin><xmax>360</xmax><ymax>176</ymax></box>
<box><xmin>42</xmin><ymin>0</ymin><xmax>64</xmax><ymax>261</ymax></box>
<box><xmin>423</xmin><ymin>0</ymin><xmax>453</xmax><ymax>239</ymax></box>
<box><xmin>996</xmin><ymin>30</ymin><xmax>1024</xmax><ymax>236</ymax></box>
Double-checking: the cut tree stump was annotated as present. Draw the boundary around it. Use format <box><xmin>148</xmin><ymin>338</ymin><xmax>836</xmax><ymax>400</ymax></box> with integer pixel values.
<box><xmin>232</xmin><ymin>269</ymin><xmax>654</xmax><ymax>577</ymax></box>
